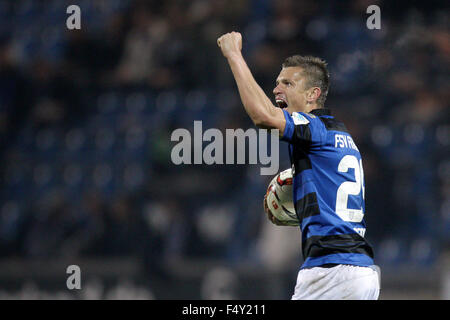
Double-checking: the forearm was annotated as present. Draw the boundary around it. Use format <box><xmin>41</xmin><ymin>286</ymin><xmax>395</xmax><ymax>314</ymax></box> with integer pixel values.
<box><xmin>226</xmin><ymin>52</ymin><xmax>276</xmax><ymax>126</ymax></box>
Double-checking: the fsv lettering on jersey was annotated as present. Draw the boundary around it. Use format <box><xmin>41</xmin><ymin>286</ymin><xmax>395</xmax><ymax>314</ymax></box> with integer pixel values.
<box><xmin>334</xmin><ymin>134</ymin><xmax>359</xmax><ymax>151</ymax></box>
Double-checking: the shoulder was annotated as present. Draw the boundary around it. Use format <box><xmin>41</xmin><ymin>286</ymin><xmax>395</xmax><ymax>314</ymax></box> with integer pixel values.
<box><xmin>317</xmin><ymin>116</ymin><xmax>348</xmax><ymax>133</ymax></box>
<box><xmin>307</xmin><ymin>108</ymin><xmax>348</xmax><ymax>133</ymax></box>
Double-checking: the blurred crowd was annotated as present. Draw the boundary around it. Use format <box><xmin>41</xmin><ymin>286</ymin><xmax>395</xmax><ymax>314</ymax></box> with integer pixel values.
<box><xmin>0</xmin><ymin>0</ymin><xmax>448</xmax><ymax>279</ymax></box>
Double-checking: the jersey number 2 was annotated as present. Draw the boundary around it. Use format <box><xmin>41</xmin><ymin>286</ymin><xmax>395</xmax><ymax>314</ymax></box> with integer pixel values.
<box><xmin>336</xmin><ymin>155</ymin><xmax>365</xmax><ymax>223</ymax></box>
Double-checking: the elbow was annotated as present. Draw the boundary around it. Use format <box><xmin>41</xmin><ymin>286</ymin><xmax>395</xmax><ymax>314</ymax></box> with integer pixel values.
<box><xmin>252</xmin><ymin>110</ymin><xmax>275</xmax><ymax>129</ymax></box>
<box><xmin>252</xmin><ymin>114</ymin><xmax>270</xmax><ymax>128</ymax></box>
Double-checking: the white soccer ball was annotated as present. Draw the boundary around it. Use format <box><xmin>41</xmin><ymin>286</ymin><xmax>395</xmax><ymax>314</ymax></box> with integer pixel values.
<box><xmin>265</xmin><ymin>168</ymin><xmax>299</xmax><ymax>226</ymax></box>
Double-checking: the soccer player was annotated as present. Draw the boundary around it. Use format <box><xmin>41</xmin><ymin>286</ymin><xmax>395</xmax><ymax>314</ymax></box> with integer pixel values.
<box><xmin>217</xmin><ymin>32</ymin><xmax>380</xmax><ymax>300</ymax></box>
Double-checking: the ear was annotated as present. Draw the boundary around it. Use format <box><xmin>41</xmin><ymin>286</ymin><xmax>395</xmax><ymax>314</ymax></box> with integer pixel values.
<box><xmin>307</xmin><ymin>87</ymin><xmax>321</xmax><ymax>103</ymax></box>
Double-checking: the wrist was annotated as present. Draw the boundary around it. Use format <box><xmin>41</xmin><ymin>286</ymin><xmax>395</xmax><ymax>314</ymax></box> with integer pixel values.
<box><xmin>226</xmin><ymin>51</ymin><xmax>243</xmax><ymax>62</ymax></box>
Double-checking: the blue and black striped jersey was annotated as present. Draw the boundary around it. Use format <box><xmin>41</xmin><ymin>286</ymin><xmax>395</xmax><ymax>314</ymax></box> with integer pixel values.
<box><xmin>281</xmin><ymin>108</ymin><xmax>374</xmax><ymax>269</ymax></box>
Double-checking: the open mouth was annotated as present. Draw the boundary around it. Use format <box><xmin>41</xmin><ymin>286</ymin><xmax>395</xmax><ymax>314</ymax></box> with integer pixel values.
<box><xmin>275</xmin><ymin>99</ymin><xmax>288</xmax><ymax>109</ymax></box>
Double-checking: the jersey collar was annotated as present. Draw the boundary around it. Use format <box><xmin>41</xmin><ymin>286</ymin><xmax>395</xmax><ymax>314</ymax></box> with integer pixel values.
<box><xmin>310</xmin><ymin>108</ymin><xmax>331</xmax><ymax>116</ymax></box>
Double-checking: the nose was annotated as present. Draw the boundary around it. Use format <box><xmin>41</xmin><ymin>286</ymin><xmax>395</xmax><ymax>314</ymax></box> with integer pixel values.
<box><xmin>273</xmin><ymin>85</ymin><xmax>282</xmax><ymax>95</ymax></box>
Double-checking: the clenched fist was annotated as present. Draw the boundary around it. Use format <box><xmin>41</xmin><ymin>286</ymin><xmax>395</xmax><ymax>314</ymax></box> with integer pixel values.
<box><xmin>217</xmin><ymin>31</ymin><xmax>242</xmax><ymax>58</ymax></box>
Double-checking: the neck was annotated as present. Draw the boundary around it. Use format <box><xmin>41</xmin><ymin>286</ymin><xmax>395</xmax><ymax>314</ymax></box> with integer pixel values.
<box><xmin>287</xmin><ymin>103</ymin><xmax>321</xmax><ymax>114</ymax></box>
<box><xmin>303</xmin><ymin>103</ymin><xmax>321</xmax><ymax>113</ymax></box>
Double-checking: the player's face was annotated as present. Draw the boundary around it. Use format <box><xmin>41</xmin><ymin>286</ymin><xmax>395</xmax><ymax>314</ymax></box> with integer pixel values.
<box><xmin>273</xmin><ymin>67</ymin><xmax>310</xmax><ymax>114</ymax></box>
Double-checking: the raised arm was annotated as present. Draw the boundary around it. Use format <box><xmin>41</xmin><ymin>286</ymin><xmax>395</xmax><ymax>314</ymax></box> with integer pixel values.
<box><xmin>217</xmin><ymin>32</ymin><xmax>285</xmax><ymax>134</ymax></box>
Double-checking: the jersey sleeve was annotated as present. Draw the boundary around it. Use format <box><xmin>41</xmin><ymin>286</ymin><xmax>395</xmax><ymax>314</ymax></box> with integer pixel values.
<box><xmin>280</xmin><ymin>109</ymin><xmax>326</xmax><ymax>148</ymax></box>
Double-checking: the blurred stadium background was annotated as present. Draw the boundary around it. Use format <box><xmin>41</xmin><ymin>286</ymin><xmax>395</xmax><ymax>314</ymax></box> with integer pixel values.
<box><xmin>0</xmin><ymin>0</ymin><xmax>448</xmax><ymax>299</ymax></box>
